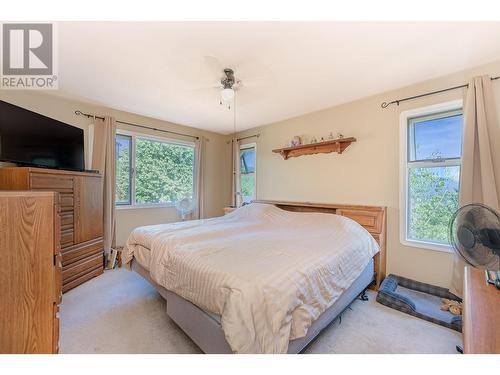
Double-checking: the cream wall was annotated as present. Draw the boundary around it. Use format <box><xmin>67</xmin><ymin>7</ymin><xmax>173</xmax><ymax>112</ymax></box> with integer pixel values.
<box><xmin>0</xmin><ymin>91</ymin><xmax>232</xmax><ymax>245</ymax></box>
<box><xmin>236</xmin><ymin>60</ymin><xmax>500</xmax><ymax>288</ymax></box>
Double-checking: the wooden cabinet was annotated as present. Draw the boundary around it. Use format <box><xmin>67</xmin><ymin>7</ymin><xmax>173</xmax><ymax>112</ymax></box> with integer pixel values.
<box><xmin>0</xmin><ymin>191</ymin><xmax>61</xmax><ymax>353</ymax></box>
<box><xmin>0</xmin><ymin>167</ymin><xmax>104</xmax><ymax>292</ymax></box>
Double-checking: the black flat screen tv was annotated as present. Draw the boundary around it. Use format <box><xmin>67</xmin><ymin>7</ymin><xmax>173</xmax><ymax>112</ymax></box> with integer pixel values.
<box><xmin>0</xmin><ymin>100</ymin><xmax>85</xmax><ymax>171</ymax></box>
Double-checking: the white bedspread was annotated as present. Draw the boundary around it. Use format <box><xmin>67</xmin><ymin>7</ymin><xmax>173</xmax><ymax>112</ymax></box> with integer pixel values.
<box><xmin>123</xmin><ymin>203</ymin><xmax>379</xmax><ymax>353</ymax></box>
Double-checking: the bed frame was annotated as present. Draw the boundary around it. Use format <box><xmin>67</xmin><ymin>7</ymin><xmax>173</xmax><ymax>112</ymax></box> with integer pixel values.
<box><xmin>131</xmin><ymin>200</ymin><xmax>387</xmax><ymax>353</ymax></box>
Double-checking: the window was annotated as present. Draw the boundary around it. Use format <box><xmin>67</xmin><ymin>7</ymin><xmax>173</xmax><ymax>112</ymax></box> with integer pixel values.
<box><xmin>239</xmin><ymin>143</ymin><xmax>256</xmax><ymax>204</ymax></box>
<box><xmin>116</xmin><ymin>134</ymin><xmax>132</xmax><ymax>205</ymax></box>
<box><xmin>400</xmin><ymin>101</ymin><xmax>463</xmax><ymax>252</ymax></box>
<box><xmin>115</xmin><ymin>131</ymin><xmax>195</xmax><ymax>207</ymax></box>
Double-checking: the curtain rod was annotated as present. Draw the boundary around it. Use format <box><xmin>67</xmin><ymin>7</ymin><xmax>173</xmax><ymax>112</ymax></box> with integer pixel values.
<box><xmin>227</xmin><ymin>133</ymin><xmax>261</xmax><ymax>144</ymax></box>
<box><xmin>237</xmin><ymin>134</ymin><xmax>260</xmax><ymax>142</ymax></box>
<box><xmin>74</xmin><ymin>110</ymin><xmax>200</xmax><ymax>140</ymax></box>
<box><xmin>381</xmin><ymin>76</ymin><xmax>500</xmax><ymax>109</ymax></box>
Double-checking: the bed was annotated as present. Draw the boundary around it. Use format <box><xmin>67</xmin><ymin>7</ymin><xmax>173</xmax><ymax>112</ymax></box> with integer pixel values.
<box><xmin>123</xmin><ymin>200</ymin><xmax>386</xmax><ymax>354</ymax></box>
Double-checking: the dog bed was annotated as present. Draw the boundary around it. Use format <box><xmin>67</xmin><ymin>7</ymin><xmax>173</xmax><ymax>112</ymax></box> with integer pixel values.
<box><xmin>376</xmin><ymin>274</ymin><xmax>462</xmax><ymax>332</ymax></box>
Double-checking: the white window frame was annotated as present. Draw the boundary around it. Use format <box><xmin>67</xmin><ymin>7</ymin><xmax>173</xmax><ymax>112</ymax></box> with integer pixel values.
<box><xmin>239</xmin><ymin>142</ymin><xmax>257</xmax><ymax>203</ymax></box>
<box><xmin>399</xmin><ymin>100</ymin><xmax>463</xmax><ymax>253</ymax></box>
<box><xmin>115</xmin><ymin>129</ymin><xmax>196</xmax><ymax>209</ymax></box>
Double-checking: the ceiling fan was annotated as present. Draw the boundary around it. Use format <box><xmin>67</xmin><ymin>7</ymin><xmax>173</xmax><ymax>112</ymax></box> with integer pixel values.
<box><xmin>185</xmin><ymin>55</ymin><xmax>270</xmax><ymax>107</ymax></box>
<box><xmin>219</xmin><ymin>68</ymin><xmax>241</xmax><ymax>109</ymax></box>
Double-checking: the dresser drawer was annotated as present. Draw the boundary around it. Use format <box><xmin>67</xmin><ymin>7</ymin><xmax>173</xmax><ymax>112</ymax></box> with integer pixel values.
<box><xmin>62</xmin><ymin>238</ymin><xmax>104</xmax><ymax>266</ymax></box>
<box><xmin>60</xmin><ymin>212</ymin><xmax>74</xmax><ymax>231</ymax></box>
<box><xmin>62</xmin><ymin>252</ymin><xmax>103</xmax><ymax>283</ymax></box>
<box><xmin>30</xmin><ymin>173</ymin><xmax>74</xmax><ymax>192</ymax></box>
<box><xmin>60</xmin><ymin>228</ymin><xmax>74</xmax><ymax>247</ymax></box>
<box><xmin>60</xmin><ymin>193</ymin><xmax>74</xmax><ymax>212</ymax></box>
<box><xmin>62</xmin><ymin>267</ymin><xmax>103</xmax><ymax>293</ymax></box>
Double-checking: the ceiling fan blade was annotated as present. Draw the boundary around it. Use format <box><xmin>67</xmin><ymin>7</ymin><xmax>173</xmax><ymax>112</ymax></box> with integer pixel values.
<box><xmin>232</xmin><ymin>58</ymin><xmax>272</xmax><ymax>79</ymax></box>
<box><xmin>186</xmin><ymin>84</ymin><xmax>222</xmax><ymax>92</ymax></box>
<box><xmin>234</xmin><ymin>76</ymin><xmax>272</xmax><ymax>91</ymax></box>
<box><xmin>203</xmin><ymin>55</ymin><xmax>224</xmax><ymax>75</ymax></box>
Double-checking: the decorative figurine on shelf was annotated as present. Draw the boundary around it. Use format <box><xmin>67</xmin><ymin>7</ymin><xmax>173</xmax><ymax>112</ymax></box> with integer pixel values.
<box><xmin>290</xmin><ymin>136</ymin><xmax>302</xmax><ymax>147</ymax></box>
<box><xmin>337</xmin><ymin>133</ymin><xmax>344</xmax><ymax>139</ymax></box>
<box><xmin>310</xmin><ymin>136</ymin><xmax>318</xmax><ymax>144</ymax></box>
<box><xmin>320</xmin><ymin>137</ymin><xmax>325</xmax><ymax>142</ymax></box>
<box><xmin>328</xmin><ymin>132</ymin><xmax>334</xmax><ymax>140</ymax></box>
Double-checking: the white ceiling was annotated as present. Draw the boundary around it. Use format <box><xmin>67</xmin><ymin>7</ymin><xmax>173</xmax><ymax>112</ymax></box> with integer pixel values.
<box><xmin>56</xmin><ymin>22</ymin><xmax>500</xmax><ymax>134</ymax></box>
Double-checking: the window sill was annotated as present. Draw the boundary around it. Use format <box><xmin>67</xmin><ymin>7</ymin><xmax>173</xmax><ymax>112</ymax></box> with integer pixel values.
<box><xmin>116</xmin><ymin>203</ymin><xmax>176</xmax><ymax>210</ymax></box>
<box><xmin>401</xmin><ymin>238</ymin><xmax>454</xmax><ymax>254</ymax></box>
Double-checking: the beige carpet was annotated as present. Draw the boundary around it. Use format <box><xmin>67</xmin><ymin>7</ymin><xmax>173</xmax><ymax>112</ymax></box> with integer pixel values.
<box><xmin>60</xmin><ymin>268</ymin><xmax>462</xmax><ymax>354</ymax></box>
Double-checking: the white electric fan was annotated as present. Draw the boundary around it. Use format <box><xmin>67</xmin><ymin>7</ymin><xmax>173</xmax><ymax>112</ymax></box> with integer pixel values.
<box><xmin>175</xmin><ymin>198</ymin><xmax>195</xmax><ymax>221</ymax></box>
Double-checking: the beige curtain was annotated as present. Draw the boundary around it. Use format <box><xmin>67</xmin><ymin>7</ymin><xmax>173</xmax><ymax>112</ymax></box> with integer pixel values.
<box><xmin>231</xmin><ymin>138</ymin><xmax>242</xmax><ymax>207</ymax></box>
<box><xmin>91</xmin><ymin>116</ymin><xmax>117</xmax><ymax>256</ymax></box>
<box><xmin>194</xmin><ymin>136</ymin><xmax>205</xmax><ymax>219</ymax></box>
<box><xmin>450</xmin><ymin>75</ymin><xmax>500</xmax><ymax>296</ymax></box>
<box><xmin>86</xmin><ymin>121</ymin><xmax>95</xmax><ymax>170</ymax></box>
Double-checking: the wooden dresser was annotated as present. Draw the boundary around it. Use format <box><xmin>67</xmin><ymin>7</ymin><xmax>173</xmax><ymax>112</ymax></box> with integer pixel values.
<box><xmin>463</xmin><ymin>266</ymin><xmax>500</xmax><ymax>354</ymax></box>
<box><xmin>0</xmin><ymin>167</ymin><xmax>104</xmax><ymax>292</ymax></box>
<box><xmin>0</xmin><ymin>191</ymin><xmax>62</xmax><ymax>353</ymax></box>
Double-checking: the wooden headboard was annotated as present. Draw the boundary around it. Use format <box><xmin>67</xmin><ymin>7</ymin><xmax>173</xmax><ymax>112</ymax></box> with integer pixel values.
<box><xmin>253</xmin><ymin>200</ymin><xmax>387</xmax><ymax>289</ymax></box>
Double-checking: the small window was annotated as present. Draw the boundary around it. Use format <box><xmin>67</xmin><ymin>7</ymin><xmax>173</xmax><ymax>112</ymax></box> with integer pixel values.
<box><xmin>401</xmin><ymin>102</ymin><xmax>463</xmax><ymax>252</ymax></box>
<box><xmin>115</xmin><ymin>132</ymin><xmax>195</xmax><ymax>207</ymax></box>
<box><xmin>408</xmin><ymin>111</ymin><xmax>463</xmax><ymax>162</ymax></box>
<box><xmin>239</xmin><ymin>144</ymin><xmax>256</xmax><ymax>204</ymax></box>
<box><xmin>115</xmin><ymin>134</ymin><xmax>132</xmax><ymax>205</ymax></box>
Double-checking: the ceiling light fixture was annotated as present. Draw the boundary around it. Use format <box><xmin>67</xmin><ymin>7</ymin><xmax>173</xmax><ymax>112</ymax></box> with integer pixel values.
<box><xmin>219</xmin><ymin>68</ymin><xmax>237</xmax><ymax>109</ymax></box>
<box><xmin>221</xmin><ymin>87</ymin><xmax>235</xmax><ymax>103</ymax></box>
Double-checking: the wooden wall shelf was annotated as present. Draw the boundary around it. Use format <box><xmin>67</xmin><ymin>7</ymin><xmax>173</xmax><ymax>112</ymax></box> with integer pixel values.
<box><xmin>272</xmin><ymin>137</ymin><xmax>356</xmax><ymax>160</ymax></box>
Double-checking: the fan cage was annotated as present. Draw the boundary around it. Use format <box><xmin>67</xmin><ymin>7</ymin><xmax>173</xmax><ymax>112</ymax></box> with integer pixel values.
<box><xmin>449</xmin><ymin>203</ymin><xmax>500</xmax><ymax>271</ymax></box>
